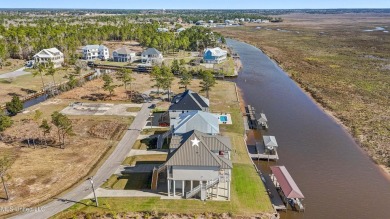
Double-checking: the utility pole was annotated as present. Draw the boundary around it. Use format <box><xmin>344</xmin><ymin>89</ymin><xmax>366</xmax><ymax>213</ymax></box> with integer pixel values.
<box><xmin>88</xmin><ymin>176</ymin><xmax>98</xmax><ymax>207</ymax></box>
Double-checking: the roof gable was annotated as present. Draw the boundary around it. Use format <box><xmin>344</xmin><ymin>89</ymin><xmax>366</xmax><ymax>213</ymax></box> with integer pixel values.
<box><xmin>166</xmin><ymin>131</ymin><xmax>223</xmax><ymax>167</ymax></box>
<box><xmin>204</xmin><ymin>47</ymin><xmax>227</xmax><ymax>57</ymax></box>
<box><xmin>169</xmin><ymin>90</ymin><xmax>209</xmax><ymax>111</ymax></box>
<box><xmin>270</xmin><ymin>166</ymin><xmax>304</xmax><ymax>199</ymax></box>
<box><xmin>34</xmin><ymin>48</ymin><xmax>62</xmax><ymax>58</ymax></box>
<box><xmin>142</xmin><ymin>48</ymin><xmax>161</xmax><ymax>56</ymax></box>
<box><xmin>173</xmin><ymin>112</ymin><xmax>219</xmax><ymax>134</ymax></box>
<box><xmin>114</xmin><ymin>47</ymin><xmax>134</xmax><ymax>55</ymax></box>
<box><xmin>167</xmin><ymin>130</ymin><xmax>232</xmax><ymax>169</ymax></box>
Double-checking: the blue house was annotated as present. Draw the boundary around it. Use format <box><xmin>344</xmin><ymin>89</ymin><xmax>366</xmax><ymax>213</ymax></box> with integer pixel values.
<box><xmin>203</xmin><ymin>47</ymin><xmax>228</xmax><ymax>64</ymax></box>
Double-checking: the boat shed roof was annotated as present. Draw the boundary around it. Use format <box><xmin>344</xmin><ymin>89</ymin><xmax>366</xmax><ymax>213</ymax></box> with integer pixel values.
<box><xmin>270</xmin><ymin>166</ymin><xmax>304</xmax><ymax>199</ymax></box>
<box><xmin>263</xmin><ymin>136</ymin><xmax>278</xmax><ymax>150</ymax></box>
<box><xmin>258</xmin><ymin>113</ymin><xmax>268</xmax><ymax>123</ymax></box>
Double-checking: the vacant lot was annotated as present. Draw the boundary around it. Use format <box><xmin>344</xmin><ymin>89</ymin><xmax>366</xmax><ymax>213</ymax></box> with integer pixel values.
<box><xmin>54</xmin><ymin>80</ymin><xmax>274</xmax><ymax>218</ymax></box>
<box><xmin>217</xmin><ymin>13</ymin><xmax>390</xmax><ymax>169</ymax></box>
<box><xmin>0</xmin><ymin>100</ymin><xmax>133</xmax><ymax>216</ymax></box>
<box><xmin>0</xmin><ymin>67</ymin><xmax>91</xmax><ymax>105</ymax></box>
<box><xmin>0</xmin><ymin>59</ymin><xmax>25</xmax><ymax>75</ymax></box>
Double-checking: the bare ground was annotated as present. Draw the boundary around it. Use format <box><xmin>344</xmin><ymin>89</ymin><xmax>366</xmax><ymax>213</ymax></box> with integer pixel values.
<box><xmin>0</xmin><ymin>98</ymin><xmax>132</xmax><ymax>215</ymax></box>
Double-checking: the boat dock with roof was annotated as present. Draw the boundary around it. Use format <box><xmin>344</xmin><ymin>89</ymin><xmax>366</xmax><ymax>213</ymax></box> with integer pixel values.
<box><xmin>270</xmin><ymin>166</ymin><xmax>305</xmax><ymax>212</ymax></box>
<box><xmin>249</xmin><ymin>136</ymin><xmax>279</xmax><ymax>161</ymax></box>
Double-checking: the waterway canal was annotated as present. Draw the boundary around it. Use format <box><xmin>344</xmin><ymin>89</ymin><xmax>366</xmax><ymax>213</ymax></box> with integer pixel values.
<box><xmin>227</xmin><ymin>39</ymin><xmax>390</xmax><ymax>219</ymax></box>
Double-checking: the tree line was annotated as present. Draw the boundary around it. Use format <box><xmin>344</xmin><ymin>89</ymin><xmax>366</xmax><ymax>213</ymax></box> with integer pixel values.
<box><xmin>0</xmin><ymin>18</ymin><xmax>222</xmax><ymax>67</ymax></box>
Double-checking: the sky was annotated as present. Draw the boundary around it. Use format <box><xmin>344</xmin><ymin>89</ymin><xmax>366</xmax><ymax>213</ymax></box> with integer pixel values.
<box><xmin>1</xmin><ymin>0</ymin><xmax>390</xmax><ymax>9</ymax></box>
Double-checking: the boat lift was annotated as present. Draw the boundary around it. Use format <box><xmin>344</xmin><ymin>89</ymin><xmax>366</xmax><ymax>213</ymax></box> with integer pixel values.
<box><xmin>270</xmin><ymin>166</ymin><xmax>305</xmax><ymax>212</ymax></box>
<box><xmin>257</xmin><ymin>113</ymin><xmax>269</xmax><ymax>129</ymax></box>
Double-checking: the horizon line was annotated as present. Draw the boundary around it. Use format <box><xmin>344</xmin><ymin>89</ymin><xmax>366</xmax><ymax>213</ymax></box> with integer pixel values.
<box><xmin>0</xmin><ymin>8</ymin><xmax>390</xmax><ymax>10</ymax></box>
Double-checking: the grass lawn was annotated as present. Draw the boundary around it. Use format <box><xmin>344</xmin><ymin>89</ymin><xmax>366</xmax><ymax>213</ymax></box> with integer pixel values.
<box><xmin>56</xmin><ymin>163</ymin><xmax>271</xmax><ymax>218</ymax></box>
<box><xmin>97</xmin><ymin>61</ymin><xmax>130</xmax><ymax>67</ymax></box>
<box><xmin>0</xmin><ymin>66</ymin><xmax>91</xmax><ymax>105</ymax></box>
<box><xmin>214</xmin><ymin>57</ymin><xmax>236</xmax><ymax>76</ymax></box>
<box><xmin>53</xmin><ymin>80</ymin><xmax>273</xmax><ymax>218</ymax></box>
<box><xmin>126</xmin><ymin>107</ymin><xmax>141</xmax><ymax>112</ymax></box>
<box><xmin>122</xmin><ymin>154</ymin><xmax>167</xmax><ymax>166</ymax></box>
<box><xmin>140</xmin><ymin>128</ymin><xmax>170</xmax><ymax>135</ymax></box>
<box><xmin>102</xmin><ymin>173</ymin><xmax>152</xmax><ymax>190</ymax></box>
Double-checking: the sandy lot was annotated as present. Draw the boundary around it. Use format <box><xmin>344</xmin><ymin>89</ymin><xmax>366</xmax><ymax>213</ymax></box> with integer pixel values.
<box><xmin>61</xmin><ymin>102</ymin><xmax>142</xmax><ymax>117</ymax></box>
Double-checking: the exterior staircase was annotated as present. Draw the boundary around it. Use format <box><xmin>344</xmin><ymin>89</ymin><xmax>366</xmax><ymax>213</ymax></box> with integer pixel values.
<box><xmin>151</xmin><ymin>163</ymin><xmax>167</xmax><ymax>190</ymax></box>
<box><xmin>185</xmin><ymin>178</ymin><xmax>219</xmax><ymax>199</ymax></box>
<box><xmin>158</xmin><ymin>111</ymin><xmax>170</xmax><ymax>126</ymax></box>
<box><xmin>157</xmin><ymin>129</ymin><xmax>171</xmax><ymax>149</ymax></box>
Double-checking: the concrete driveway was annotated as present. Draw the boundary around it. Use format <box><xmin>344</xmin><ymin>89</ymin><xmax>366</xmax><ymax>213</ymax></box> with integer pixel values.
<box><xmin>0</xmin><ymin>67</ymin><xmax>30</xmax><ymax>79</ymax></box>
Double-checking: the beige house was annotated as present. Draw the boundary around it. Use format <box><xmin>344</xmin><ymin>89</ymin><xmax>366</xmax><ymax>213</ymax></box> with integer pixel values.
<box><xmin>33</xmin><ymin>47</ymin><xmax>64</xmax><ymax>68</ymax></box>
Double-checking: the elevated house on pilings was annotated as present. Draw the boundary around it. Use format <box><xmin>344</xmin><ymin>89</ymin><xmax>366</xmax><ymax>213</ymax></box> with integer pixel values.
<box><xmin>152</xmin><ymin>130</ymin><xmax>232</xmax><ymax>200</ymax></box>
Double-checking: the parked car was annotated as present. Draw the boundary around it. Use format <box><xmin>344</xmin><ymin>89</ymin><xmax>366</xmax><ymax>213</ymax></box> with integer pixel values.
<box><xmin>87</xmin><ymin>61</ymin><xmax>95</xmax><ymax>67</ymax></box>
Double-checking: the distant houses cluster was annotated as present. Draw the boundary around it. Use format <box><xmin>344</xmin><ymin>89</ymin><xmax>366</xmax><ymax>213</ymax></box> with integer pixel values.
<box><xmin>31</xmin><ymin>45</ymin><xmax>164</xmax><ymax>68</ymax></box>
<box><xmin>194</xmin><ymin>18</ymin><xmax>271</xmax><ymax>27</ymax></box>
<box><xmin>152</xmin><ymin>90</ymin><xmax>232</xmax><ymax>201</ymax></box>
<box><xmin>32</xmin><ymin>43</ymin><xmax>226</xmax><ymax>68</ymax></box>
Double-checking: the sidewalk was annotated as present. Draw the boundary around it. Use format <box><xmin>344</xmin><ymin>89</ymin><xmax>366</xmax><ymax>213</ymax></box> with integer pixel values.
<box><xmin>84</xmin><ymin>188</ymin><xmax>162</xmax><ymax>199</ymax></box>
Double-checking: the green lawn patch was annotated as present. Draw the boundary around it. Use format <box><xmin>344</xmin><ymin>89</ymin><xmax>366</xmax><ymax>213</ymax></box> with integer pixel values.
<box><xmin>126</xmin><ymin>107</ymin><xmax>141</xmax><ymax>112</ymax></box>
<box><xmin>122</xmin><ymin>154</ymin><xmax>167</xmax><ymax>166</ymax></box>
<box><xmin>54</xmin><ymin>163</ymin><xmax>272</xmax><ymax>218</ymax></box>
<box><xmin>140</xmin><ymin>128</ymin><xmax>169</xmax><ymax>135</ymax></box>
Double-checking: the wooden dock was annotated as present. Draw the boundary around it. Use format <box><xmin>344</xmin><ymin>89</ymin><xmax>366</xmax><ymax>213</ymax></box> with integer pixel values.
<box><xmin>243</xmin><ymin>116</ymin><xmax>250</xmax><ymax>131</ymax></box>
<box><xmin>263</xmin><ymin>173</ymin><xmax>287</xmax><ymax>211</ymax></box>
<box><xmin>92</xmin><ymin>63</ymin><xmax>152</xmax><ymax>73</ymax></box>
<box><xmin>245</xmin><ymin>105</ymin><xmax>258</xmax><ymax>129</ymax></box>
<box><xmin>249</xmin><ymin>142</ymin><xmax>279</xmax><ymax>161</ymax></box>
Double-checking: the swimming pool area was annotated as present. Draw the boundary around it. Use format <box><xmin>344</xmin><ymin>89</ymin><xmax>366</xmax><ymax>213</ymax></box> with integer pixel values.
<box><xmin>216</xmin><ymin>114</ymin><xmax>232</xmax><ymax>124</ymax></box>
<box><xmin>220</xmin><ymin>115</ymin><xmax>228</xmax><ymax>122</ymax></box>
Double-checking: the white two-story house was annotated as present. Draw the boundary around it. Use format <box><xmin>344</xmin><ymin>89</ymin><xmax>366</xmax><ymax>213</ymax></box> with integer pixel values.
<box><xmin>82</xmin><ymin>45</ymin><xmax>109</xmax><ymax>60</ymax></box>
<box><xmin>33</xmin><ymin>47</ymin><xmax>64</xmax><ymax>68</ymax></box>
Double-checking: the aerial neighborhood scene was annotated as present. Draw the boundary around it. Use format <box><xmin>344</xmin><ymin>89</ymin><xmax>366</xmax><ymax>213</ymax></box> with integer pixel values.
<box><xmin>0</xmin><ymin>0</ymin><xmax>389</xmax><ymax>219</ymax></box>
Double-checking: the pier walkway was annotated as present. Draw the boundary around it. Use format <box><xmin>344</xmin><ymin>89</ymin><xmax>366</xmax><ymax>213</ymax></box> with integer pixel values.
<box><xmin>248</xmin><ymin>142</ymin><xmax>279</xmax><ymax>161</ymax></box>
<box><xmin>263</xmin><ymin>173</ymin><xmax>287</xmax><ymax>211</ymax></box>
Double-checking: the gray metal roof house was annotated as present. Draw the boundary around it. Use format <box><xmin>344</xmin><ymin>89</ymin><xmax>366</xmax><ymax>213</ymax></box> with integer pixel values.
<box><xmin>141</xmin><ymin>48</ymin><xmax>163</xmax><ymax>64</ymax></box>
<box><xmin>113</xmin><ymin>47</ymin><xmax>136</xmax><ymax>62</ymax></box>
<box><xmin>152</xmin><ymin>130</ymin><xmax>232</xmax><ymax>200</ymax></box>
<box><xmin>171</xmin><ymin>111</ymin><xmax>219</xmax><ymax>135</ymax></box>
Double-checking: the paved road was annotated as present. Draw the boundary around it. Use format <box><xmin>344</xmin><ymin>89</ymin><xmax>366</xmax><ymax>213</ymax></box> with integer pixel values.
<box><xmin>0</xmin><ymin>67</ymin><xmax>30</xmax><ymax>79</ymax></box>
<box><xmin>12</xmin><ymin>103</ymin><xmax>151</xmax><ymax>219</ymax></box>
